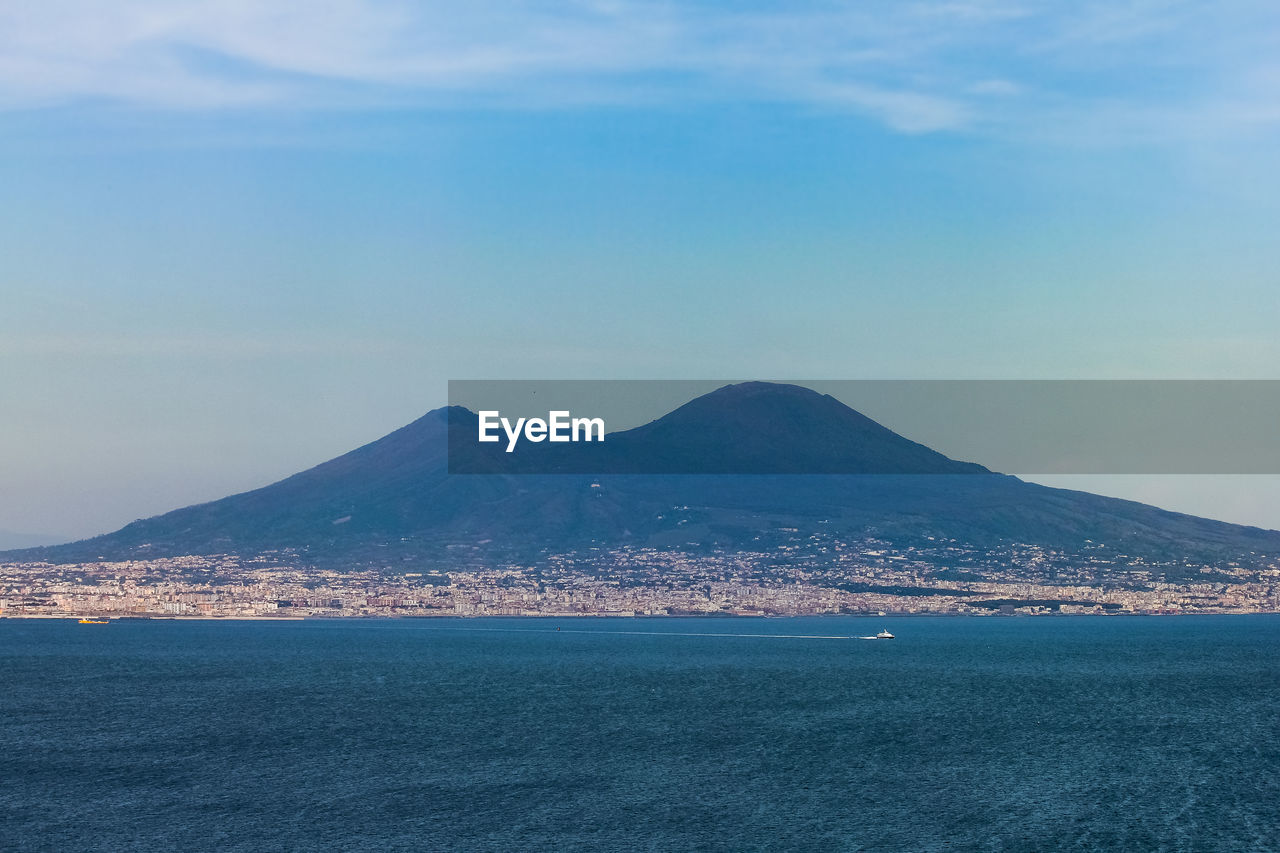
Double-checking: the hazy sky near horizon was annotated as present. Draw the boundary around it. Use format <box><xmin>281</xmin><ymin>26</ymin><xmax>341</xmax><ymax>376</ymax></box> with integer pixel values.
<box><xmin>2</xmin><ymin>0</ymin><xmax>1280</xmax><ymax>540</ymax></box>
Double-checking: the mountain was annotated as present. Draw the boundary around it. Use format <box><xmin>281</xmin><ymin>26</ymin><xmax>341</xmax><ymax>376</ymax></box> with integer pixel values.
<box><xmin>7</xmin><ymin>382</ymin><xmax>1280</xmax><ymax>575</ymax></box>
<box><xmin>450</xmin><ymin>382</ymin><xmax>987</xmax><ymax>475</ymax></box>
<box><xmin>603</xmin><ymin>381</ymin><xmax>985</xmax><ymax>473</ymax></box>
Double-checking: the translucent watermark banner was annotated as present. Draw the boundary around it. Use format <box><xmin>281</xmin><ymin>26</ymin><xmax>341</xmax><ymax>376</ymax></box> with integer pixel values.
<box><xmin>447</xmin><ymin>380</ymin><xmax>1280</xmax><ymax>474</ymax></box>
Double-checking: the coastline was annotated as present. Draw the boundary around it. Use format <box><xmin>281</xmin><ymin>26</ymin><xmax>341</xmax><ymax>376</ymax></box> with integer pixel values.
<box><xmin>5</xmin><ymin>610</ymin><xmax>1278</xmax><ymax>621</ymax></box>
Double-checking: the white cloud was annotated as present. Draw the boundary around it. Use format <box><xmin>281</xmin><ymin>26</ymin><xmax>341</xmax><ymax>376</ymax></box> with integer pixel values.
<box><xmin>0</xmin><ymin>0</ymin><xmax>1276</xmax><ymax>140</ymax></box>
<box><xmin>0</xmin><ymin>331</ymin><xmax>413</xmax><ymax>358</ymax></box>
<box><xmin>968</xmin><ymin>79</ymin><xmax>1021</xmax><ymax>96</ymax></box>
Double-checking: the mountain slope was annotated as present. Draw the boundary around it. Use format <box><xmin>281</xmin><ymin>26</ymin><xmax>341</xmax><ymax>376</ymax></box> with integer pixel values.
<box><xmin>8</xmin><ymin>383</ymin><xmax>1280</xmax><ymax>570</ymax></box>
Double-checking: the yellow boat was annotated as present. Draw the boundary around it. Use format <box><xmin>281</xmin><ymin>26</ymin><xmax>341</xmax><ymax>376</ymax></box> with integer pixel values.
<box><xmin>78</xmin><ymin>618</ymin><xmax>109</xmax><ymax>624</ymax></box>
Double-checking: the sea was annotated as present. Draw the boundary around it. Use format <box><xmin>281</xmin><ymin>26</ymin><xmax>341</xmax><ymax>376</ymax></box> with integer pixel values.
<box><xmin>2</xmin><ymin>615</ymin><xmax>1277</xmax><ymax>852</ymax></box>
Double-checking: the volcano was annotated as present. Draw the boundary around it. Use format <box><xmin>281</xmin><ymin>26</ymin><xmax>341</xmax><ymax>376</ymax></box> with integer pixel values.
<box><xmin>9</xmin><ymin>382</ymin><xmax>1280</xmax><ymax>575</ymax></box>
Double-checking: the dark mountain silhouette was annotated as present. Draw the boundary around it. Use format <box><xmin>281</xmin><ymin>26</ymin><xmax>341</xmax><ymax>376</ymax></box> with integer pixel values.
<box><xmin>604</xmin><ymin>381</ymin><xmax>985</xmax><ymax>473</ymax></box>
<box><xmin>455</xmin><ymin>382</ymin><xmax>987</xmax><ymax>474</ymax></box>
<box><xmin>8</xmin><ymin>382</ymin><xmax>1280</xmax><ymax>572</ymax></box>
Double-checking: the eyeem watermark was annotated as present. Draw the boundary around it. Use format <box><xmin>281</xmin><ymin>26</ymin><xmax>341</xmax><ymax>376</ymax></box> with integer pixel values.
<box><xmin>478</xmin><ymin>410</ymin><xmax>606</xmax><ymax>452</ymax></box>
<box><xmin>452</xmin><ymin>379</ymin><xmax>1280</xmax><ymax>473</ymax></box>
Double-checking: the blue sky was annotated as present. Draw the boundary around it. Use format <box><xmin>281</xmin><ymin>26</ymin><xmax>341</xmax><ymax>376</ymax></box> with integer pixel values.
<box><xmin>2</xmin><ymin>0</ymin><xmax>1280</xmax><ymax>540</ymax></box>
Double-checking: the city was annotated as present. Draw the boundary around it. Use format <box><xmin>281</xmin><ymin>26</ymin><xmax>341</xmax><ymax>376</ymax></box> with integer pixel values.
<box><xmin>6</xmin><ymin>528</ymin><xmax>1278</xmax><ymax>619</ymax></box>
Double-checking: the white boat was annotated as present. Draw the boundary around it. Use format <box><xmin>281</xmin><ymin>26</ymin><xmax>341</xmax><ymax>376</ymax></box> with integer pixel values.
<box><xmin>875</xmin><ymin>628</ymin><xmax>894</xmax><ymax>639</ymax></box>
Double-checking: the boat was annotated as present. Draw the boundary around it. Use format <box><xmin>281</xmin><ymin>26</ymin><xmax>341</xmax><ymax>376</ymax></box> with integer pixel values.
<box><xmin>77</xmin><ymin>618</ymin><xmax>109</xmax><ymax>624</ymax></box>
<box><xmin>875</xmin><ymin>628</ymin><xmax>894</xmax><ymax>639</ymax></box>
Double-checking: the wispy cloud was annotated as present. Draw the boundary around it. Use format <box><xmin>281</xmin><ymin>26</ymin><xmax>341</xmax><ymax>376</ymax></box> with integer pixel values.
<box><xmin>0</xmin><ymin>0</ymin><xmax>1277</xmax><ymax>140</ymax></box>
<box><xmin>0</xmin><ymin>331</ymin><xmax>414</xmax><ymax>359</ymax></box>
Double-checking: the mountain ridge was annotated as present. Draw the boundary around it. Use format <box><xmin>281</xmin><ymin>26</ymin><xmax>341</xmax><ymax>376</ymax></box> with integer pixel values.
<box><xmin>5</xmin><ymin>383</ymin><xmax>1279</xmax><ymax>575</ymax></box>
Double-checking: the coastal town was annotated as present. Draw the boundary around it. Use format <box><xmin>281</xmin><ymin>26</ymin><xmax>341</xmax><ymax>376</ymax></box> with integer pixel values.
<box><xmin>4</xmin><ymin>531</ymin><xmax>1279</xmax><ymax>619</ymax></box>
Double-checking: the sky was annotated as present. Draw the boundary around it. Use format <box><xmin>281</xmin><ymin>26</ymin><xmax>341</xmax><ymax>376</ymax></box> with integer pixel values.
<box><xmin>2</xmin><ymin>0</ymin><xmax>1279</xmax><ymax>542</ymax></box>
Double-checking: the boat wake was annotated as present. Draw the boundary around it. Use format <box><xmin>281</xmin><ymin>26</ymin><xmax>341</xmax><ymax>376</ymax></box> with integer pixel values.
<box><xmin>431</xmin><ymin>626</ymin><xmax>894</xmax><ymax>641</ymax></box>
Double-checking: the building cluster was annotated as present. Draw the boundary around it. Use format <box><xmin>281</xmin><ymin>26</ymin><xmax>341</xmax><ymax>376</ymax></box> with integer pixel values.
<box><xmin>3</xmin><ymin>532</ymin><xmax>1278</xmax><ymax>619</ymax></box>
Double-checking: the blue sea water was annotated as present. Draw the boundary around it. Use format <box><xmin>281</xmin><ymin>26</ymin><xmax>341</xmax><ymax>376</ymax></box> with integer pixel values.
<box><xmin>1</xmin><ymin>616</ymin><xmax>1278</xmax><ymax>852</ymax></box>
